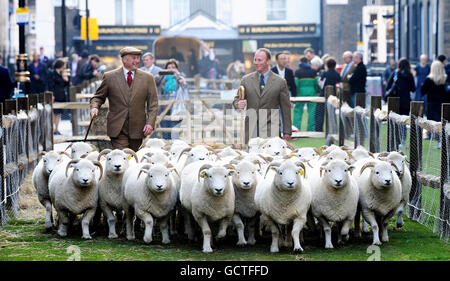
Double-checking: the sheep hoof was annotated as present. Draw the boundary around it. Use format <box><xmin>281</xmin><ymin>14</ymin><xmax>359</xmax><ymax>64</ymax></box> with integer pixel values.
<box><xmin>396</xmin><ymin>222</ymin><xmax>403</xmax><ymax>228</ymax></box>
<box><xmin>325</xmin><ymin>243</ymin><xmax>334</xmax><ymax>249</ymax></box>
<box><xmin>373</xmin><ymin>240</ymin><xmax>382</xmax><ymax>246</ymax></box>
<box><xmin>354</xmin><ymin>231</ymin><xmax>361</xmax><ymax>238</ymax></box>
<box><xmin>57</xmin><ymin>230</ymin><xmax>67</xmax><ymax>237</ymax></box>
<box><xmin>126</xmin><ymin>235</ymin><xmax>135</xmax><ymax>241</ymax></box>
<box><xmin>293</xmin><ymin>246</ymin><xmax>304</xmax><ymax>253</ymax></box>
<box><xmin>236</xmin><ymin>240</ymin><xmax>247</xmax><ymax>246</ymax></box>
<box><xmin>143</xmin><ymin>237</ymin><xmax>153</xmax><ymax>244</ymax></box>
<box><xmin>82</xmin><ymin>234</ymin><xmax>92</xmax><ymax>239</ymax></box>
<box><xmin>203</xmin><ymin>247</ymin><xmax>213</xmax><ymax>253</ymax></box>
<box><xmin>162</xmin><ymin>239</ymin><xmax>171</xmax><ymax>245</ymax></box>
<box><xmin>248</xmin><ymin>238</ymin><xmax>256</xmax><ymax>245</ymax></box>
<box><xmin>45</xmin><ymin>226</ymin><xmax>53</xmax><ymax>233</ymax></box>
<box><xmin>270</xmin><ymin>246</ymin><xmax>279</xmax><ymax>253</ymax></box>
<box><xmin>382</xmin><ymin>236</ymin><xmax>389</xmax><ymax>243</ymax></box>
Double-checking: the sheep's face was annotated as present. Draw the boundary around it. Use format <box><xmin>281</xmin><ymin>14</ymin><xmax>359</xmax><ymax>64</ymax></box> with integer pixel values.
<box><xmin>351</xmin><ymin>149</ymin><xmax>371</xmax><ymax>162</ymax></box>
<box><xmin>71</xmin><ymin>160</ymin><xmax>98</xmax><ymax>187</ymax></box>
<box><xmin>105</xmin><ymin>150</ymin><xmax>129</xmax><ymax>175</ymax></box>
<box><xmin>370</xmin><ymin>162</ymin><xmax>396</xmax><ymax>189</ymax></box>
<box><xmin>201</xmin><ymin>166</ymin><xmax>233</xmax><ymax>196</ymax></box>
<box><xmin>143</xmin><ymin>165</ymin><xmax>171</xmax><ymax>193</ymax></box>
<box><xmin>145</xmin><ymin>139</ymin><xmax>166</xmax><ymax>149</ymax></box>
<box><xmin>71</xmin><ymin>143</ymin><xmax>94</xmax><ymax>159</ymax></box>
<box><xmin>188</xmin><ymin>146</ymin><xmax>212</xmax><ymax>162</ymax></box>
<box><xmin>326</xmin><ymin>149</ymin><xmax>349</xmax><ymax>162</ymax></box>
<box><xmin>142</xmin><ymin>152</ymin><xmax>170</xmax><ymax>166</ymax></box>
<box><xmin>42</xmin><ymin>151</ymin><xmax>65</xmax><ymax>175</ymax></box>
<box><xmin>321</xmin><ymin>160</ymin><xmax>354</xmax><ymax>189</ymax></box>
<box><xmin>262</xmin><ymin>138</ymin><xmax>287</xmax><ymax>157</ymax></box>
<box><xmin>170</xmin><ymin>144</ymin><xmax>190</xmax><ymax>159</ymax></box>
<box><xmin>273</xmin><ymin>162</ymin><xmax>302</xmax><ymax>191</ymax></box>
<box><xmin>218</xmin><ymin>147</ymin><xmax>240</xmax><ymax>158</ymax></box>
<box><xmin>232</xmin><ymin>161</ymin><xmax>258</xmax><ymax>190</ymax></box>
<box><xmin>294</xmin><ymin>148</ymin><xmax>318</xmax><ymax>162</ymax></box>
<box><xmin>387</xmin><ymin>153</ymin><xmax>406</xmax><ymax>177</ymax></box>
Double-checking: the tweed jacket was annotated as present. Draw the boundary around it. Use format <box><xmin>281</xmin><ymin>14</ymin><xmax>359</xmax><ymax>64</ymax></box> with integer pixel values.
<box><xmin>90</xmin><ymin>67</ymin><xmax>159</xmax><ymax>139</ymax></box>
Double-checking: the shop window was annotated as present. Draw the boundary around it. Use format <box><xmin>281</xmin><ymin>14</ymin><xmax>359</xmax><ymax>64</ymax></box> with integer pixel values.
<box><xmin>267</xmin><ymin>0</ymin><xmax>286</xmax><ymax>21</ymax></box>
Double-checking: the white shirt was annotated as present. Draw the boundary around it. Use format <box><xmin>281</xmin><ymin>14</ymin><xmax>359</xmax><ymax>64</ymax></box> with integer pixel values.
<box><xmin>276</xmin><ymin>65</ymin><xmax>285</xmax><ymax>79</ymax></box>
<box><xmin>141</xmin><ymin>64</ymin><xmax>154</xmax><ymax>74</ymax></box>
<box><xmin>123</xmin><ymin>67</ymin><xmax>135</xmax><ymax>81</ymax></box>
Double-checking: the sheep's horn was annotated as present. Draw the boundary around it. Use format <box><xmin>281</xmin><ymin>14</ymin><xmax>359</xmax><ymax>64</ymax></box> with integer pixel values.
<box><xmin>368</xmin><ymin>152</ymin><xmax>375</xmax><ymax>158</ymax></box>
<box><xmin>65</xmin><ymin>159</ymin><xmax>80</xmax><ymax>177</ymax></box>
<box><xmin>295</xmin><ymin>161</ymin><xmax>306</xmax><ymax>178</ymax></box>
<box><xmin>58</xmin><ymin>151</ymin><xmax>71</xmax><ymax>158</ymax></box>
<box><xmin>305</xmin><ymin>160</ymin><xmax>314</xmax><ymax>169</ymax></box>
<box><xmin>80</xmin><ymin>153</ymin><xmax>89</xmax><ymax>159</ymax></box>
<box><xmin>346</xmin><ymin>151</ymin><xmax>353</xmax><ymax>159</ymax></box>
<box><xmin>123</xmin><ymin>148</ymin><xmax>139</xmax><ymax>163</ymax></box>
<box><xmin>198</xmin><ymin>164</ymin><xmax>213</xmax><ymax>183</ymax></box>
<box><xmin>258</xmin><ymin>154</ymin><xmax>273</xmax><ymax>163</ymax></box>
<box><xmin>166</xmin><ymin>163</ymin><xmax>179</xmax><ymax>177</ymax></box>
<box><xmin>360</xmin><ymin>162</ymin><xmax>376</xmax><ymax>175</ymax></box>
<box><xmin>138</xmin><ymin>137</ymin><xmax>149</xmax><ymax>150</ymax></box>
<box><xmin>264</xmin><ymin>162</ymin><xmax>281</xmax><ymax>179</ymax></box>
<box><xmin>224</xmin><ymin>164</ymin><xmax>235</xmax><ymax>171</ymax></box>
<box><xmin>340</xmin><ymin>146</ymin><xmax>351</xmax><ymax>151</ymax></box>
<box><xmin>377</xmin><ymin>152</ymin><xmax>389</xmax><ymax>158</ymax></box>
<box><xmin>253</xmin><ymin>159</ymin><xmax>262</xmax><ymax>169</ymax></box>
<box><xmin>142</xmin><ymin>153</ymin><xmax>153</xmax><ymax>163</ymax></box>
<box><xmin>233</xmin><ymin>155</ymin><xmax>244</xmax><ymax>162</ymax></box>
<box><xmin>162</xmin><ymin>144</ymin><xmax>171</xmax><ymax>151</ymax></box>
<box><xmin>389</xmin><ymin>161</ymin><xmax>400</xmax><ymax>174</ymax></box>
<box><xmin>285</xmin><ymin>141</ymin><xmax>297</xmax><ymax>151</ymax></box>
<box><xmin>319</xmin><ymin>151</ymin><xmax>330</xmax><ymax>159</ymax></box>
<box><xmin>37</xmin><ymin>152</ymin><xmax>46</xmax><ymax>159</ymax></box>
<box><xmin>138</xmin><ymin>165</ymin><xmax>151</xmax><ymax>179</ymax></box>
<box><xmin>235</xmin><ymin>150</ymin><xmax>242</xmax><ymax>156</ymax></box>
<box><xmin>177</xmin><ymin>147</ymin><xmax>192</xmax><ymax>162</ymax></box>
<box><xmin>206</xmin><ymin>146</ymin><xmax>220</xmax><ymax>159</ymax></box>
<box><xmin>319</xmin><ymin>145</ymin><xmax>328</xmax><ymax>153</ymax></box>
<box><xmin>97</xmin><ymin>149</ymin><xmax>112</xmax><ymax>161</ymax></box>
<box><xmin>93</xmin><ymin>161</ymin><xmax>103</xmax><ymax>181</ymax></box>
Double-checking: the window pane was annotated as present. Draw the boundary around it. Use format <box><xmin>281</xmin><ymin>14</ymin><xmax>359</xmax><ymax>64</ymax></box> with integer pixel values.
<box><xmin>267</xmin><ymin>0</ymin><xmax>286</xmax><ymax>21</ymax></box>
<box><xmin>126</xmin><ymin>0</ymin><xmax>134</xmax><ymax>25</ymax></box>
<box><xmin>171</xmin><ymin>0</ymin><xmax>190</xmax><ymax>25</ymax></box>
<box><xmin>217</xmin><ymin>0</ymin><xmax>232</xmax><ymax>25</ymax></box>
<box><xmin>115</xmin><ymin>0</ymin><xmax>122</xmax><ymax>25</ymax></box>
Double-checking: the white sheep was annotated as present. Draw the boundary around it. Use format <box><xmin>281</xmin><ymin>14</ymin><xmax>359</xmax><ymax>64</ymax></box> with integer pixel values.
<box><xmin>228</xmin><ymin>159</ymin><xmax>262</xmax><ymax>246</ymax></box>
<box><xmin>66</xmin><ymin>142</ymin><xmax>97</xmax><ymax>160</ymax></box>
<box><xmin>32</xmin><ymin>151</ymin><xmax>71</xmax><ymax>230</ymax></box>
<box><xmin>309</xmin><ymin>160</ymin><xmax>359</xmax><ymax>248</ymax></box>
<box><xmin>189</xmin><ymin>163</ymin><xmax>235</xmax><ymax>253</ymax></box>
<box><xmin>260</xmin><ymin>137</ymin><xmax>296</xmax><ymax>157</ymax></box>
<box><xmin>254</xmin><ymin>159</ymin><xmax>311</xmax><ymax>253</ymax></box>
<box><xmin>350</xmin><ymin>146</ymin><xmax>374</xmax><ymax>163</ymax></box>
<box><xmin>48</xmin><ymin>158</ymin><xmax>103</xmax><ymax>239</ymax></box>
<box><xmin>97</xmin><ymin>148</ymin><xmax>139</xmax><ymax>239</ymax></box>
<box><xmin>378</xmin><ymin>151</ymin><xmax>412</xmax><ymax>228</ymax></box>
<box><xmin>353</xmin><ymin>159</ymin><xmax>402</xmax><ymax>245</ymax></box>
<box><xmin>122</xmin><ymin>163</ymin><xmax>178</xmax><ymax>244</ymax></box>
<box><xmin>290</xmin><ymin>147</ymin><xmax>320</xmax><ymax>162</ymax></box>
<box><xmin>139</xmin><ymin>138</ymin><xmax>167</xmax><ymax>150</ymax></box>
<box><xmin>176</xmin><ymin>145</ymin><xmax>219</xmax><ymax>172</ymax></box>
<box><xmin>248</xmin><ymin>137</ymin><xmax>266</xmax><ymax>153</ymax></box>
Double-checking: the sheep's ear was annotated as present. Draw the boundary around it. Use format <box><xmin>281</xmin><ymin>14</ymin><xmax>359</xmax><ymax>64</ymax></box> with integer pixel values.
<box><xmin>138</xmin><ymin>167</ymin><xmax>150</xmax><ymax>179</ymax></box>
<box><xmin>98</xmin><ymin>149</ymin><xmax>112</xmax><ymax>161</ymax></box>
<box><xmin>198</xmin><ymin>164</ymin><xmax>212</xmax><ymax>182</ymax></box>
<box><xmin>314</xmin><ymin>148</ymin><xmax>321</xmax><ymax>155</ymax></box>
<box><xmin>399</xmin><ymin>151</ymin><xmax>405</xmax><ymax>156</ymax></box>
<box><xmin>37</xmin><ymin>152</ymin><xmax>46</xmax><ymax>159</ymax></box>
<box><xmin>285</xmin><ymin>141</ymin><xmax>297</xmax><ymax>151</ymax></box>
<box><xmin>319</xmin><ymin>151</ymin><xmax>329</xmax><ymax>159</ymax></box>
<box><xmin>360</xmin><ymin>162</ymin><xmax>376</xmax><ymax>175</ymax></box>
<box><xmin>59</xmin><ymin>151</ymin><xmax>71</xmax><ymax>158</ymax></box>
<box><xmin>389</xmin><ymin>161</ymin><xmax>400</xmax><ymax>174</ymax></box>
<box><xmin>252</xmin><ymin>159</ymin><xmax>262</xmax><ymax>169</ymax></box>
<box><xmin>227</xmin><ymin>170</ymin><xmax>235</xmax><ymax>176</ymax></box>
<box><xmin>93</xmin><ymin>161</ymin><xmax>103</xmax><ymax>181</ymax></box>
<box><xmin>377</xmin><ymin>152</ymin><xmax>389</xmax><ymax>158</ymax></box>
<box><xmin>295</xmin><ymin>161</ymin><xmax>306</xmax><ymax>178</ymax></box>
<box><xmin>65</xmin><ymin>160</ymin><xmax>79</xmax><ymax>177</ymax></box>
<box><xmin>123</xmin><ymin>148</ymin><xmax>139</xmax><ymax>163</ymax></box>
<box><xmin>347</xmin><ymin>165</ymin><xmax>355</xmax><ymax>175</ymax></box>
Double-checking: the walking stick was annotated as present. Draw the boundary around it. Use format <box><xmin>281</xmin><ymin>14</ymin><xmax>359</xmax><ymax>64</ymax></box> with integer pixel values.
<box><xmin>238</xmin><ymin>86</ymin><xmax>246</xmax><ymax>149</ymax></box>
<box><xmin>84</xmin><ymin>117</ymin><xmax>94</xmax><ymax>142</ymax></box>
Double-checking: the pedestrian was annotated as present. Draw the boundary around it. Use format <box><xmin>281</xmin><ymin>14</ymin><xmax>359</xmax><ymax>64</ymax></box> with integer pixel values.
<box><xmin>78</xmin><ymin>54</ymin><xmax>101</xmax><ymax>84</ymax></box>
<box><xmin>437</xmin><ymin>54</ymin><xmax>450</xmax><ymax>81</ymax></box>
<box><xmin>0</xmin><ymin>54</ymin><xmax>13</xmax><ymax>103</ymax></box>
<box><xmin>28</xmin><ymin>53</ymin><xmax>48</xmax><ymax>94</ymax></box>
<box><xmin>318</xmin><ymin>57</ymin><xmax>342</xmax><ymax>131</ymax></box>
<box><xmin>74</xmin><ymin>50</ymin><xmax>89</xmax><ymax>85</ymax></box>
<box><xmin>187</xmin><ymin>48</ymin><xmax>198</xmax><ymax>77</ymax></box>
<box><xmin>158</xmin><ymin>59</ymin><xmax>189</xmax><ymax>140</ymax></box>
<box><xmin>233</xmin><ymin>48</ymin><xmax>292</xmax><ymax>143</ymax></box>
<box><xmin>304</xmin><ymin>47</ymin><xmax>322</xmax><ymax>65</ymax></box>
<box><xmin>413</xmin><ymin>54</ymin><xmax>430</xmax><ymax>103</ymax></box>
<box><xmin>386</xmin><ymin>58</ymin><xmax>416</xmax><ymax>115</ymax></box>
<box><xmin>226</xmin><ymin>60</ymin><xmax>245</xmax><ymax>79</ymax></box>
<box><xmin>48</xmin><ymin>59</ymin><xmax>69</xmax><ymax>135</ymax></box>
<box><xmin>272</xmin><ymin>52</ymin><xmax>297</xmax><ymax>134</ymax></box>
<box><xmin>38</xmin><ymin>46</ymin><xmax>49</xmax><ymax>66</ymax></box>
<box><xmin>140</xmin><ymin>52</ymin><xmax>163</xmax><ymax>87</ymax></box>
<box><xmin>70</xmin><ymin>53</ymin><xmax>80</xmax><ymax>83</ymax></box>
<box><xmin>340</xmin><ymin>51</ymin><xmax>356</xmax><ymax>106</ymax></box>
<box><xmin>383</xmin><ymin>58</ymin><xmax>397</xmax><ymax>99</ymax></box>
<box><xmin>90</xmin><ymin>47</ymin><xmax>159</xmax><ymax>152</ymax></box>
<box><xmin>294</xmin><ymin>56</ymin><xmax>319</xmax><ymax>132</ymax></box>
<box><xmin>348</xmin><ymin>51</ymin><xmax>367</xmax><ymax>107</ymax></box>
<box><xmin>170</xmin><ymin>46</ymin><xmax>185</xmax><ymax>63</ymax></box>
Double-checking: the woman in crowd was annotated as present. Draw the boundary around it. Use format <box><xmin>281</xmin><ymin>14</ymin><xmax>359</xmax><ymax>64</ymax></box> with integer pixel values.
<box><xmin>386</xmin><ymin>58</ymin><xmax>416</xmax><ymax>116</ymax></box>
<box><xmin>47</xmin><ymin>59</ymin><xmax>69</xmax><ymax>135</ymax></box>
<box><xmin>159</xmin><ymin>59</ymin><xmax>189</xmax><ymax>140</ymax></box>
<box><xmin>317</xmin><ymin>57</ymin><xmax>342</xmax><ymax>131</ymax></box>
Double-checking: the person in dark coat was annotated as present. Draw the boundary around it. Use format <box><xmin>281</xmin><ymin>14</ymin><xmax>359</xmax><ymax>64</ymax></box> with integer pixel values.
<box><xmin>74</xmin><ymin>50</ymin><xmax>89</xmax><ymax>85</ymax></box>
<box><xmin>318</xmin><ymin>57</ymin><xmax>342</xmax><ymax>131</ymax></box>
<box><xmin>383</xmin><ymin>58</ymin><xmax>396</xmax><ymax>99</ymax></box>
<box><xmin>78</xmin><ymin>55</ymin><xmax>101</xmax><ymax>84</ymax></box>
<box><xmin>0</xmin><ymin>54</ymin><xmax>14</xmax><ymax>103</ymax></box>
<box><xmin>28</xmin><ymin>53</ymin><xmax>48</xmax><ymax>94</ymax></box>
<box><xmin>348</xmin><ymin>51</ymin><xmax>367</xmax><ymax>107</ymax></box>
<box><xmin>414</xmin><ymin>54</ymin><xmax>430</xmax><ymax>104</ymax></box>
<box><xmin>48</xmin><ymin>59</ymin><xmax>69</xmax><ymax>135</ymax></box>
<box><xmin>421</xmin><ymin>61</ymin><xmax>449</xmax><ymax>122</ymax></box>
<box><xmin>386</xmin><ymin>58</ymin><xmax>416</xmax><ymax>116</ymax></box>
<box><xmin>272</xmin><ymin>52</ymin><xmax>297</xmax><ymax>97</ymax></box>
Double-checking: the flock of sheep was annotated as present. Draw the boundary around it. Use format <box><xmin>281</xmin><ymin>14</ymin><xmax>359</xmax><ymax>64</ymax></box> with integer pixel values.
<box><xmin>31</xmin><ymin>137</ymin><xmax>411</xmax><ymax>253</ymax></box>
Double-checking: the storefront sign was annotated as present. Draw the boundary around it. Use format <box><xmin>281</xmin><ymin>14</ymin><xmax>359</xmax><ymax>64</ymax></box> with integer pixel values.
<box><xmin>238</xmin><ymin>24</ymin><xmax>317</xmax><ymax>36</ymax></box>
<box><xmin>16</xmin><ymin>7</ymin><xmax>29</xmax><ymax>25</ymax></box>
<box><xmin>98</xmin><ymin>25</ymin><xmax>161</xmax><ymax>37</ymax></box>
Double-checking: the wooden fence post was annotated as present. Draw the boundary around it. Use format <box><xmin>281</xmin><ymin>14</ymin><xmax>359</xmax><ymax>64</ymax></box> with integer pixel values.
<box><xmin>45</xmin><ymin>92</ymin><xmax>54</xmax><ymax>150</ymax></box>
<box><xmin>324</xmin><ymin>86</ymin><xmax>334</xmax><ymax>140</ymax></box>
<box><xmin>4</xmin><ymin>99</ymin><xmax>17</xmax><ymax>115</ymax></box>
<box><xmin>69</xmin><ymin>86</ymin><xmax>79</xmax><ymax>136</ymax></box>
<box><xmin>354</xmin><ymin>93</ymin><xmax>366</xmax><ymax>148</ymax></box>
<box><xmin>440</xmin><ymin>103</ymin><xmax>450</xmax><ymax>238</ymax></box>
<box><xmin>387</xmin><ymin>97</ymin><xmax>400</xmax><ymax>151</ymax></box>
<box><xmin>370</xmin><ymin>96</ymin><xmax>382</xmax><ymax>153</ymax></box>
<box><xmin>18</xmin><ymin>97</ymin><xmax>30</xmax><ymax>164</ymax></box>
<box><xmin>337</xmin><ymin>87</ymin><xmax>344</xmax><ymax>146</ymax></box>
<box><xmin>29</xmin><ymin>94</ymin><xmax>39</xmax><ymax>155</ymax></box>
<box><xmin>409</xmin><ymin>101</ymin><xmax>424</xmax><ymax>219</ymax></box>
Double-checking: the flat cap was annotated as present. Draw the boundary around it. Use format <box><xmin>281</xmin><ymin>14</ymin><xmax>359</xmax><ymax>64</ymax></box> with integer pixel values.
<box><xmin>120</xmin><ymin>47</ymin><xmax>143</xmax><ymax>57</ymax></box>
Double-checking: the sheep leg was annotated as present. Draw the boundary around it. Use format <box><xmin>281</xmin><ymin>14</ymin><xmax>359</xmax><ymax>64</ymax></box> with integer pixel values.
<box><xmin>396</xmin><ymin>201</ymin><xmax>405</xmax><ymax>228</ymax></box>
<box><xmin>247</xmin><ymin>216</ymin><xmax>257</xmax><ymax>245</ymax></box>
<box><xmin>135</xmin><ymin>208</ymin><xmax>154</xmax><ymax>244</ymax></box>
<box><xmin>194</xmin><ymin>213</ymin><xmax>213</xmax><ymax>253</ymax></box>
<box><xmin>382</xmin><ymin>210</ymin><xmax>396</xmax><ymax>243</ymax></box>
<box><xmin>44</xmin><ymin>200</ymin><xmax>53</xmax><ymax>230</ymax></box>
<box><xmin>292</xmin><ymin>217</ymin><xmax>305</xmax><ymax>252</ymax></box>
<box><xmin>340</xmin><ymin>219</ymin><xmax>352</xmax><ymax>243</ymax></box>
<box><xmin>216</xmin><ymin>216</ymin><xmax>231</xmax><ymax>240</ymax></box>
<box><xmin>169</xmin><ymin>209</ymin><xmax>177</xmax><ymax>236</ymax></box>
<box><xmin>100</xmin><ymin>201</ymin><xmax>118</xmax><ymax>239</ymax></box>
<box><xmin>354</xmin><ymin>204</ymin><xmax>361</xmax><ymax>238</ymax></box>
<box><xmin>362</xmin><ymin>219</ymin><xmax>370</xmax><ymax>233</ymax></box>
<box><xmin>264</xmin><ymin>216</ymin><xmax>280</xmax><ymax>253</ymax></box>
<box><xmin>182</xmin><ymin>208</ymin><xmax>195</xmax><ymax>241</ymax></box>
<box><xmin>81</xmin><ymin>208</ymin><xmax>96</xmax><ymax>239</ymax></box>
<box><xmin>362</xmin><ymin>210</ymin><xmax>382</xmax><ymax>245</ymax></box>
<box><xmin>317</xmin><ymin>216</ymin><xmax>333</xmax><ymax>249</ymax></box>
<box><xmin>159</xmin><ymin>215</ymin><xmax>171</xmax><ymax>244</ymax></box>
<box><xmin>123</xmin><ymin>203</ymin><xmax>136</xmax><ymax>241</ymax></box>
<box><xmin>57</xmin><ymin>210</ymin><xmax>70</xmax><ymax>237</ymax></box>
<box><xmin>232</xmin><ymin>214</ymin><xmax>247</xmax><ymax>246</ymax></box>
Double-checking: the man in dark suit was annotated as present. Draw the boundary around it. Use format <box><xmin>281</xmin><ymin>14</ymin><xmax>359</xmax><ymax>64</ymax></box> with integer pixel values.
<box><xmin>0</xmin><ymin>54</ymin><xmax>14</xmax><ymax>103</ymax></box>
<box><xmin>233</xmin><ymin>48</ymin><xmax>292</xmax><ymax>144</ymax></box>
<box><xmin>348</xmin><ymin>51</ymin><xmax>367</xmax><ymax>107</ymax></box>
<box><xmin>271</xmin><ymin>52</ymin><xmax>296</xmax><ymax>97</ymax></box>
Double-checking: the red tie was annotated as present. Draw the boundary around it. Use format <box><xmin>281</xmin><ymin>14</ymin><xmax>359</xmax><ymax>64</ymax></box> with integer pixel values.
<box><xmin>127</xmin><ymin>71</ymin><xmax>132</xmax><ymax>87</ymax></box>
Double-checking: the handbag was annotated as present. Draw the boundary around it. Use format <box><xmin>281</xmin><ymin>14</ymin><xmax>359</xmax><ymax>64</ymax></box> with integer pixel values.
<box><xmin>171</xmin><ymin>86</ymin><xmax>190</xmax><ymax>116</ymax></box>
<box><xmin>384</xmin><ymin>71</ymin><xmax>399</xmax><ymax>101</ymax></box>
